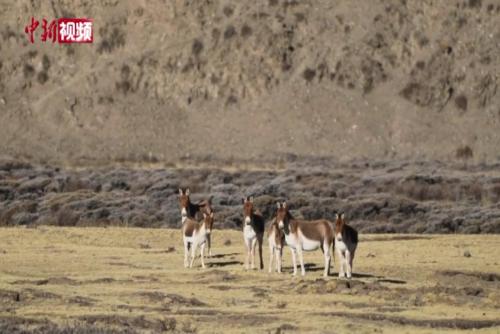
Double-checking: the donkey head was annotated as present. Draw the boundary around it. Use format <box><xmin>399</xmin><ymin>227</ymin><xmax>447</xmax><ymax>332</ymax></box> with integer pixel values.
<box><xmin>178</xmin><ymin>188</ymin><xmax>191</xmax><ymax>221</ymax></box>
<box><xmin>242</xmin><ymin>196</ymin><xmax>254</xmax><ymax>225</ymax></box>
<box><xmin>335</xmin><ymin>212</ymin><xmax>345</xmax><ymax>241</ymax></box>
<box><xmin>276</xmin><ymin>201</ymin><xmax>289</xmax><ymax>231</ymax></box>
<box><xmin>203</xmin><ymin>211</ymin><xmax>215</xmax><ymax>234</ymax></box>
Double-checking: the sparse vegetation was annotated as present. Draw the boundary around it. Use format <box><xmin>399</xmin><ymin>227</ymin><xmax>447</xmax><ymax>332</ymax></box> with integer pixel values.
<box><xmin>302</xmin><ymin>68</ymin><xmax>316</xmax><ymax>82</ymax></box>
<box><xmin>455</xmin><ymin>94</ymin><xmax>468</xmax><ymax>111</ymax></box>
<box><xmin>1</xmin><ymin>158</ymin><xmax>500</xmax><ymax>233</ymax></box>
<box><xmin>456</xmin><ymin>145</ymin><xmax>473</xmax><ymax>160</ymax></box>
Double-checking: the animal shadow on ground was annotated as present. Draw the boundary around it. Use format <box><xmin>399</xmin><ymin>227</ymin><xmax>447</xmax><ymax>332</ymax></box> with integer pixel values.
<box><xmin>376</xmin><ymin>278</ymin><xmax>407</xmax><ymax>284</ymax></box>
<box><xmin>281</xmin><ymin>263</ymin><xmax>318</xmax><ymax>271</ymax></box>
<box><xmin>209</xmin><ymin>252</ymin><xmax>240</xmax><ymax>259</ymax></box>
<box><xmin>334</xmin><ymin>272</ymin><xmax>406</xmax><ymax>284</ymax></box>
<box><xmin>350</xmin><ymin>272</ymin><xmax>379</xmax><ymax>279</ymax></box>
<box><xmin>280</xmin><ymin>264</ymin><xmax>406</xmax><ymax>283</ymax></box>
<box><xmin>207</xmin><ymin>260</ymin><xmax>243</xmax><ymax>268</ymax></box>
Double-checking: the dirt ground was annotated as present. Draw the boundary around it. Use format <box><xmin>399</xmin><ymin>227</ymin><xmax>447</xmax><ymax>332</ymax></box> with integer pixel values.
<box><xmin>0</xmin><ymin>227</ymin><xmax>499</xmax><ymax>333</ymax></box>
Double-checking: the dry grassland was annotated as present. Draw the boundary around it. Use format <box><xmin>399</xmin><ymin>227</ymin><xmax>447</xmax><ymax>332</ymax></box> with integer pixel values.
<box><xmin>1</xmin><ymin>227</ymin><xmax>499</xmax><ymax>333</ymax></box>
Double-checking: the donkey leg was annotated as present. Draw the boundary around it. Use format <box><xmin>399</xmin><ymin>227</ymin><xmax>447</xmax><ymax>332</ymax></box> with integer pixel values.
<box><xmin>258</xmin><ymin>236</ymin><xmax>264</xmax><ymax>270</ymax></box>
<box><xmin>189</xmin><ymin>243</ymin><xmax>197</xmax><ymax>268</ymax></box>
<box><xmin>268</xmin><ymin>243</ymin><xmax>274</xmax><ymax>274</ymax></box>
<box><xmin>345</xmin><ymin>250</ymin><xmax>352</xmax><ymax>279</ymax></box>
<box><xmin>297</xmin><ymin>246</ymin><xmax>306</xmax><ymax>276</ymax></box>
<box><xmin>250</xmin><ymin>238</ymin><xmax>257</xmax><ymax>269</ymax></box>
<box><xmin>200</xmin><ymin>243</ymin><xmax>206</xmax><ymax>269</ymax></box>
<box><xmin>323</xmin><ymin>241</ymin><xmax>331</xmax><ymax>277</ymax></box>
<box><xmin>291</xmin><ymin>248</ymin><xmax>298</xmax><ymax>276</ymax></box>
<box><xmin>277</xmin><ymin>247</ymin><xmax>282</xmax><ymax>273</ymax></box>
<box><xmin>183</xmin><ymin>239</ymin><xmax>189</xmax><ymax>268</ymax></box>
<box><xmin>336</xmin><ymin>249</ymin><xmax>345</xmax><ymax>278</ymax></box>
<box><xmin>207</xmin><ymin>234</ymin><xmax>212</xmax><ymax>257</ymax></box>
<box><xmin>328</xmin><ymin>246</ymin><xmax>333</xmax><ymax>276</ymax></box>
<box><xmin>350</xmin><ymin>248</ymin><xmax>356</xmax><ymax>274</ymax></box>
<box><xmin>244</xmin><ymin>240</ymin><xmax>250</xmax><ymax>270</ymax></box>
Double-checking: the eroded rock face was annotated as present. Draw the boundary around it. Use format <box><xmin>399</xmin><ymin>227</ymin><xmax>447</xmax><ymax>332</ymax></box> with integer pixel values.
<box><xmin>1</xmin><ymin>1</ymin><xmax>499</xmax><ymax>164</ymax></box>
<box><xmin>0</xmin><ymin>157</ymin><xmax>499</xmax><ymax>233</ymax></box>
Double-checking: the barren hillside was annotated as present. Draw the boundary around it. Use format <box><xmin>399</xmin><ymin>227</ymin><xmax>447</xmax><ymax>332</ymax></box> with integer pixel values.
<box><xmin>1</xmin><ymin>0</ymin><xmax>499</xmax><ymax>165</ymax></box>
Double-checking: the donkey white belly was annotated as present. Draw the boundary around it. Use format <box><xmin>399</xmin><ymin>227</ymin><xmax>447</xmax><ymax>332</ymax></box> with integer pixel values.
<box><xmin>299</xmin><ymin>235</ymin><xmax>321</xmax><ymax>251</ymax></box>
<box><xmin>336</xmin><ymin>239</ymin><xmax>347</xmax><ymax>253</ymax></box>
<box><xmin>284</xmin><ymin>234</ymin><xmax>295</xmax><ymax>249</ymax></box>
<box><xmin>184</xmin><ymin>236</ymin><xmax>194</xmax><ymax>244</ymax></box>
<box><xmin>285</xmin><ymin>233</ymin><xmax>321</xmax><ymax>251</ymax></box>
<box><xmin>243</xmin><ymin>225</ymin><xmax>256</xmax><ymax>247</ymax></box>
<box><xmin>194</xmin><ymin>234</ymin><xmax>207</xmax><ymax>246</ymax></box>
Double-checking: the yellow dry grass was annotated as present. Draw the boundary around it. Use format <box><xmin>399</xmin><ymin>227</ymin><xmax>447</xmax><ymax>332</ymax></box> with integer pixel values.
<box><xmin>1</xmin><ymin>227</ymin><xmax>499</xmax><ymax>333</ymax></box>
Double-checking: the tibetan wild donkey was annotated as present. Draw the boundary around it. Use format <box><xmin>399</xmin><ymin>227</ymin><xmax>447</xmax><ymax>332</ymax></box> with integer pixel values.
<box><xmin>268</xmin><ymin>218</ymin><xmax>285</xmax><ymax>273</ymax></box>
<box><xmin>334</xmin><ymin>213</ymin><xmax>358</xmax><ymax>278</ymax></box>
<box><xmin>276</xmin><ymin>202</ymin><xmax>334</xmax><ymax>277</ymax></box>
<box><xmin>242</xmin><ymin>196</ymin><xmax>265</xmax><ymax>270</ymax></box>
<box><xmin>182</xmin><ymin>211</ymin><xmax>214</xmax><ymax>268</ymax></box>
<box><xmin>178</xmin><ymin>188</ymin><xmax>214</xmax><ymax>256</ymax></box>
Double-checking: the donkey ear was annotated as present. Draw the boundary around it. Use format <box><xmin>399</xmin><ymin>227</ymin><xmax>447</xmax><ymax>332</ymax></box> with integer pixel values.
<box><xmin>203</xmin><ymin>212</ymin><xmax>207</xmax><ymax>218</ymax></box>
<box><xmin>243</xmin><ymin>198</ymin><xmax>246</xmax><ymax>204</ymax></box>
<box><xmin>179</xmin><ymin>188</ymin><xmax>183</xmax><ymax>195</ymax></box>
<box><xmin>276</xmin><ymin>202</ymin><xmax>281</xmax><ymax>209</ymax></box>
<box><xmin>210</xmin><ymin>211</ymin><xmax>214</xmax><ymax>218</ymax></box>
<box><xmin>334</xmin><ymin>212</ymin><xmax>339</xmax><ymax>220</ymax></box>
<box><xmin>340</xmin><ymin>213</ymin><xmax>345</xmax><ymax>220</ymax></box>
<box><xmin>283</xmin><ymin>201</ymin><xmax>287</xmax><ymax>209</ymax></box>
<box><xmin>186</xmin><ymin>188</ymin><xmax>190</xmax><ymax>196</ymax></box>
<box><xmin>249</xmin><ymin>196</ymin><xmax>254</xmax><ymax>203</ymax></box>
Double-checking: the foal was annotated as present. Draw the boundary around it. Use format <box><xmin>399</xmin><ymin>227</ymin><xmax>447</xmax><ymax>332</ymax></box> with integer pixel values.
<box><xmin>334</xmin><ymin>213</ymin><xmax>358</xmax><ymax>278</ymax></box>
<box><xmin>178</xmin><ymin>188</ymin><xmax>214</xmax><ymax>255</ymax></box>
<box><xmin>242</xmin><ymin>196</ymin><xmax>265</xmax><ymax>270</ymax></box>
<box><xmin>267</xmin><ymin>218</ymin><xmax>285</xmax><ymax>273</ymax></box>
<box><xmin>182</xmin><ymin>211</ymin><xmax>214</xmax><ymax>268</ymax></box>
<box><xmin>276</xmin><ymin>202</ymin><xmax>334</xmax><ymax>277</ymax></box>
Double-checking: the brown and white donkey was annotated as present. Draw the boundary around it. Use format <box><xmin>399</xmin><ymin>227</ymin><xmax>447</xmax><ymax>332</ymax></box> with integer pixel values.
<box><xmin>182</xmin><ymin>211</ymin><xmax>215</xmax><ymax>268</ymax></box>
<box><xmin>267</xmin><ymin>218</ymin><xmax>285</xmax><ymax>273</ymax></box>
<box><xmin>276</xmin><ymin>202</ymin><xmax>334</xmax><ymax>277</ymax></box>
<box><xmin>178</xmin><ymin>188</ymin><xmax>214</xmax><ymax>255</ymax></box>
<box><xmin>334</xmin><ymin>213</ymin><xmax>358</xmax><ymax>278</ymax></box>
<box><xmin>242</xmin><ymin>196</ymin><xmax>265</xmax><ymax>270</ymax></box>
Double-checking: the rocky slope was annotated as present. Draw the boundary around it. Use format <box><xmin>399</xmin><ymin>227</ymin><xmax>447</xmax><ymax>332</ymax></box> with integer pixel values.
<box><xmin>0</xmin><ymin>0</ymin><xmax>499</xmax><ymax>165</ymax></box>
